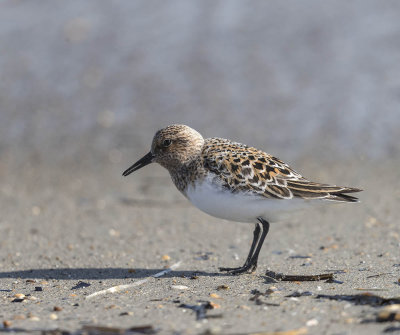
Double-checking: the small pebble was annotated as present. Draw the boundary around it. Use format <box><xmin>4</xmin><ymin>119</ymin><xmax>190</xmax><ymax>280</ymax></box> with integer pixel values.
<box><xmin>377</xmin><ymin>304</ymin><xmax>400</xmax><ymax>322</ymax></box>
<box><xmin>49</xmin><ymin>313</ymin><xmax>58</xmax><ymax>320</ymax></box>
<box><xmin>306</xmin><ymin>318</ymin><xmax>319</xmax><ymax>326</ymax></box>
<box><xmin>209</xmin><ymin>301</ymin><xmax>221</xmax><ymax>309</ymax></box>
<box><xmin>108</xmin><ymin>228</ymin><xmax>120</xmax><ymax>237</ymax></box>
<box><xmin>161</xmin><ymin>254</ymin><xmax>171</xmax><ymax>261</ymax></box>
<box><xmin>26</xmin><ymin>279</ymin><xmax>36</xmax><ymax>283</ymax></box>
<box><xmin>71</xmin><ymin>281</ymin><xmax>91</xmax><ymax>290</ymax></box>
<box><xmin>119</xmin><ymin>311</ymin><xmax>134</xmax><ymax>316</ymax></box>
<box><xmin>265</xmin><ymin>288</ymin><xmax>276</xmax><ymax>295</ymax></box>
<box><xmin>35</xmin><ymin>287</ymin><xmax>43</xmax><ymax>292</ymax></box>
<box><xmin>29</xmin><ymin>316</ymin><xmax>40</xmax><ymax>321</ymax></box>
<box><xmin>209</xmin><ymin>293</ymin><xmax>221</xmax><ymax>299</ymax></box>
<box><xmin>171</xmin><ymin>285</ymin><xmax>188</xmax><ymax>290</ymax></box>
<box><xmin>53</xmin><ymin>306</ymin><xmax>63</xmax><ymax>312</ymax></box>
<box><xmin>217</xmin><ymin>285</ymin><xmax>230</xmax><ymax>290</ymax></box>
<box><xmin>3</xmin><ymin>320</ymin><xmax>12</xmax><ymax>328</ymax></box>
<box><xmin>14</xmin><ymin>293</ymin><xmax>25</xmax><ymax>299</ymax></box>
<box><xmin>32</xmin><ymin>206</ymin><xmax>41</xmax><ymax>216</ymax></box>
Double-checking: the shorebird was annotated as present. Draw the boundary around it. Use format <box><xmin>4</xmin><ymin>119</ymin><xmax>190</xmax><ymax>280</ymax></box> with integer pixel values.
<box><xmin>123</xmin><ymin>125</ymin><xmax>361</xmax><ymax>274</ymax></box>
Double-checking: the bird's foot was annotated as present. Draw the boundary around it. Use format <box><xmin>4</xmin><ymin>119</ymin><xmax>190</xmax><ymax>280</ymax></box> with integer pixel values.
<box><xmin>219</xmin><ymin>262</ymin><xmax>257</xmax><ymax>275</ymax></box>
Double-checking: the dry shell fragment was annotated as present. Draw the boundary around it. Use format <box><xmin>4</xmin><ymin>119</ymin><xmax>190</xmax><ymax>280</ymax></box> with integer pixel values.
<box><xmin>171</xmin><ymin>285</ymin><xmax>189</xmax><ymax>290</ymax></box>
<box><xmin>209</xmin><ymin>293</ymin><xmax>221</xmax><ymax>299</ymax></box>
<box><xmin>29</xmin><ymin>316</ymin><xmax>40</xmax><ymax>321</ymax></box>
<box><xmin>49</xmin><ymin>313</ymin><xmax>58</xmax><ymax>320</ymax></box>
<box><xmin>14</xmin><ymin>293</ymin><xmax>25</xmax><ymax>299</ymax></box>
<box><xmin>209</xmin><ymin>301</ymin><xmax>221</xmax><ymax>309</ymax></box>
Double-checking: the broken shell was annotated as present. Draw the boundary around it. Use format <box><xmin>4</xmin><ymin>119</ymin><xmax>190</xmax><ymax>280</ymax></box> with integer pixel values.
<box><xmin>171</xmin><ymin>285</ymin><xmax>188</xmax><ymax>290</ymax></box>
<box><xmin>29</xmin><ymin>316</ymin><xmax>40</xmax><ymax>321</ymax></box>
<box><xmin>209</xmin><ymin>301</ymin><xmax>221</xmax><ymax>309</ymax></box>
<box><xmin>49</xmin><ymin>313</ymin><xmax>58</xmax><ymax>320</ymax></box>
<box><xmin>14</xmin><ymin>293</ymin><xmax>25</xmax><ymax>299</ymax></box>
<box><xmin>209</xmin><ymin>293</ymin><xmax>221</xmax><ymax>299</ymax></box>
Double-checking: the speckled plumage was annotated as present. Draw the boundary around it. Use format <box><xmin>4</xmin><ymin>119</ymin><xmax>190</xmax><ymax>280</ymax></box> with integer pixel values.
<box><xmin>136</xmin><ymin>124</ymin><xmax>360</xmax><ymax>202</ymax></box>
<box><xmin>123</xmin><ymin>124</ymin><xmax>362</xmax><ymax>274</ymax></box>
<box><xmin>201</xmin><ymin>137</ymin><xmax>360</xmax><ymax>202</ymax></box>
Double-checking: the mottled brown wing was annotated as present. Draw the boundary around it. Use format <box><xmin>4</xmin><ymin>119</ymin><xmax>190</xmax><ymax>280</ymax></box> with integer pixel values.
<box><xmin>202</xmin><ymin>138</ymin><xmax>361</xmax><ymax>202</ymax></box>
<box><xmin>202</xmin><ymin>138</ymin><xmax>301</xmax><ymax>199</ymax></box>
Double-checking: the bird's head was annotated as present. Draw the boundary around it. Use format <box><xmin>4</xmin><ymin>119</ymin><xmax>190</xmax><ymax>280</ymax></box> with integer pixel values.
<box><xmin>122</xmin><ymin>124</ymin><xmax>204</xmax><ymax>176</ymax></box>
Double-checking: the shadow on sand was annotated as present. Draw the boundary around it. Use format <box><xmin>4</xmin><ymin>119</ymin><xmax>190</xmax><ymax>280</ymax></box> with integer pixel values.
<box><xmin>0</xmin><ymin>267</ymin><xmax>228</xmax><ymax>280</ymax></box>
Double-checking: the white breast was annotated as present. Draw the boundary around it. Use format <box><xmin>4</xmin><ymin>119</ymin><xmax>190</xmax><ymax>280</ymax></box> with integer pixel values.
<box><xmin>185</xmin><ymin>176</ymin><xmax>312</xmax><ymax>223</ymax></box>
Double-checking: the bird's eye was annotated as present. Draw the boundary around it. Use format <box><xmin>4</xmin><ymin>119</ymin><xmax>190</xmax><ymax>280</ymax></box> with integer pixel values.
<box><xmin>162</xmin><ymin>139</ymin><xmax>172</xmax><ymax>147</ymax></box>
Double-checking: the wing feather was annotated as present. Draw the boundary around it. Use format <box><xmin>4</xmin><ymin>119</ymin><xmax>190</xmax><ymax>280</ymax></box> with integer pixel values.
<box><xmin>202</xmin><ymin>138</ymin><xmax>361</xmax><ymax>202</ymax></box>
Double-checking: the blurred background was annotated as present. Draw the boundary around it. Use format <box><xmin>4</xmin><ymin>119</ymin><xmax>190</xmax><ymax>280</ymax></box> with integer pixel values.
<box><xmin>1</xmin><ymin>0</ymin><xmax>399</xmax><ymax>172</ymax></box>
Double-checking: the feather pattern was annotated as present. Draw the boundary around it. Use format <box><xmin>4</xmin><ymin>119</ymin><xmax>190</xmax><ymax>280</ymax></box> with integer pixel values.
<box><xmin>202</xmin><ymin>138</ymin><xmax>361</xmax><ymax>202</ymax></box>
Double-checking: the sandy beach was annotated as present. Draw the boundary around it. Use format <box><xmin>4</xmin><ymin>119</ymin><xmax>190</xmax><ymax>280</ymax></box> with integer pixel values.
<box><xmin>1</xmin><ymin>1</ymin><xmax>400</xmax><ymax>334</ymax></box>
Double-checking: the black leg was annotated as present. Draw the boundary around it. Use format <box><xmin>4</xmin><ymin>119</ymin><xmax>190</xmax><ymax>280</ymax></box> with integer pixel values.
<box><xmin>246</xmin><ymin>218</ymin><xmax>270</xmax><ymax>271</ymax></box>
<box><xmin>243</xmin><ymin>223</ymin><xmax>262</xmax><ymax>267</ymax></box>
<box><xmin>219</xmin><ymin>218</ymin><xmax>270</xmax><ymax>275</ymax></box>
<box><xmin>219</xmin><ymin>222</ymin><xmax>261</xmax><ymax>272</ymax></box>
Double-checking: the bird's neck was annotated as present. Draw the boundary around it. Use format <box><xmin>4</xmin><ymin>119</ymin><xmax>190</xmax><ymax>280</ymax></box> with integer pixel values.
<box><xmin>169</xmin><ymin>156</ymin><xmax>205</xmax><ymax>194</ymax></box>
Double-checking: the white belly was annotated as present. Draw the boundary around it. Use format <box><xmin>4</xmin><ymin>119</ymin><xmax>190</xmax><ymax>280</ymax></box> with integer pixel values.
<box><xmin>186</xmin><ymin>179</ymin><xmax>312</xmax><ymax>223</ymax></box>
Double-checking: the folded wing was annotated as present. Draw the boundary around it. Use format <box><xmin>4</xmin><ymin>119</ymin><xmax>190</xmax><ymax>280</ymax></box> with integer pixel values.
<box><xmin>202</xmin><ymin>138</ymin><xmax>361</xmax><ymax>202</ymax></box>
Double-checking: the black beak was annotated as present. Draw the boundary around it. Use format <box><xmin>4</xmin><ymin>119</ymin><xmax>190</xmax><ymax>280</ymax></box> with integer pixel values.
<box><xmin>122</xmin><ymin>152</ymin><xmax>154</xmax><ymax>176</ymax></box>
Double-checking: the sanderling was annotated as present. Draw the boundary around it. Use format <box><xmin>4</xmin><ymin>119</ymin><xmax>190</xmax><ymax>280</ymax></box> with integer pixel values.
<box><xmin>123</xmin><ymin>125</ymin><xmax>361</xmax><ymax>274</ymax></box>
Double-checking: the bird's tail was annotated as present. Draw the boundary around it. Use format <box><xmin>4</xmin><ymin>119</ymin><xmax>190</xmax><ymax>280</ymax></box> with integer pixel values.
<box><xmin>286</xmin><ymin>180</ymin><xmax>362</xmax><ymax>203</ymax></box>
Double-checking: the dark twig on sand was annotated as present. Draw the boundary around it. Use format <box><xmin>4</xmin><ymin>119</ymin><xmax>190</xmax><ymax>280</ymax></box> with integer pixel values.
<box><xmin>266</xmin><ymin>271</ymin><xmax>334</xmax><ymax>282</ymax></box>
